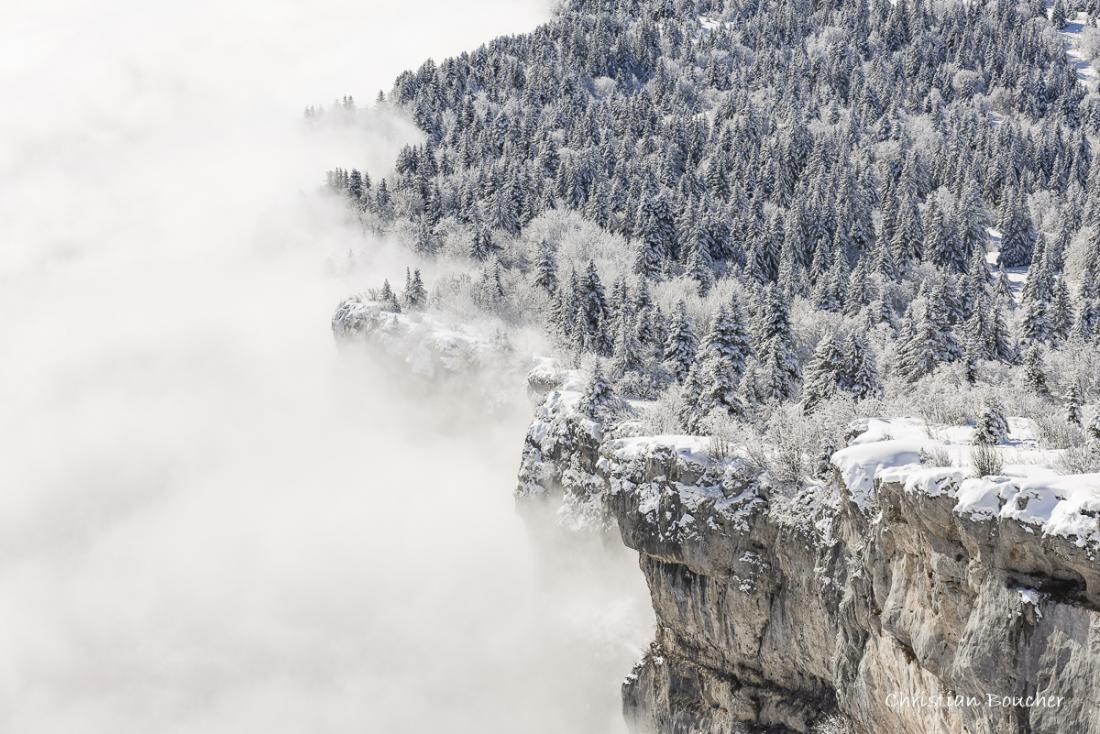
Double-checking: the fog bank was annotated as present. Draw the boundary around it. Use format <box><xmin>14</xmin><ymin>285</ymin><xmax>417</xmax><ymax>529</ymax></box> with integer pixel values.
<box><xmin>0</xmin><ymin>1</ymin><xmax>652</xmax><ymax>732</ymax></box>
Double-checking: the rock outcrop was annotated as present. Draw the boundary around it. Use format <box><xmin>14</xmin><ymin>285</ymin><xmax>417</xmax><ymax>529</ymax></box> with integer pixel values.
<box><xmin>517</xmin><ymin>377</ymin><xmax>1100</xmax><ymax>733</ymax></box>
<box><xmin>331</xmin><ymin>296</ymin><xmax>556</xmax><ymax>407</ymax></box>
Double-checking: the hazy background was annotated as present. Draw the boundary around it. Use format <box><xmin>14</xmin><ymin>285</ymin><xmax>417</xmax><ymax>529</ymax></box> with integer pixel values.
<box><xmin>0</xmin><ymin>1</ymin><xmax>653</xmax><ymax>732</ymax></box>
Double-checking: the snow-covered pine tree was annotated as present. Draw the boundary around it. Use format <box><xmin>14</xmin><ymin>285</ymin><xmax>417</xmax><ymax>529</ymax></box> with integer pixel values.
<box><xmin>663</xmin><ymin>301</ymin><xmax>698</xmax><ymax>383</ymax></box>
<box><xmin>1052</xmin><ymin>0</ymin><xmax>1068</xmax><ymax>28</ymax></box>
<box><xmin>997</xmin><ymin>188</ymin><xmax>1036</xmax><ymax>267</ymax></box>
<box><xmin>578</xmin><ymin>261</ymin><xmax>612</xmax><ymax>356</ymax></box>
<box><xmin>534</xmin><ymin>243</ymin><xmax>559</xmax><ymax>295</ymax></box>
<box><xmin>897</xmin><ymin>305</ymin><xmax>950</xmax><ymax>381</ymax></box>
<box><xmin>843</xmin><ymin>332</ymin><xmax>882</xmax><ymax>401</ymax></box>
<box><xmin>753</xmin><ymin>286</ymin><xmax>801</xmax><ymax>401</ymax></box>
<box><xmin>1024</xmin><ymin>345</ymin><xmax>1050</xmax><ymax>396</ymax></box>
<box><xmin>891</xmin><ymin>190</ymin><xmax>924</xmax><ymax>265</ymax></box>
<box><xmin>701</xmin><ymin>302</ymin><xmax>752</xmax><ymax>380</ymax></box>
<box><xmin>994</xmin><ymin>265</ymin><xmax>1014</xmax><ymax>305</ymax></box>
<box><xmin>974</xmin><ymin>403</ymin><xmax>1009</xmax><ymax>445</ymax></box>
<box><xmin>686</xmin><ymin>231</ymin><xmax>715</xmax><ymax>296</ymax></box>
<box><xmin>580</xmin><ymin>366</ymin><xmax>615</xmax><ymax>419</ymax></box>
<box><xmin>633</xmin><ymin>192</ymin><xmax>677</xmax><ymax>278</ymax></box>
<box><xmin>1066</xmin><ymin>384</ymin><xmax>1083</xmax><ymax>426</ymax></box>
<box><xmin>1088</xmin><ymin>413</ymin><xmax>1100</xmax><ymax>443</ymax></box>
<box><xmin>380</xmin><ymin>278</ymin><xmax>402</xmax><ymax>312</ymax></box>
<box><xmin>612</xmin><ymin>313</ymin><xmax>645</xmax><ymax>377</ymax></box>
<box><xmin>955</xmin><ymin>182</ymin><xmax>988</xmax><ymax>272</ymax></box>
<box><xmin>801</xmin><ymin>333</ymin><xmax>845</xmax><ymax>412</ymax></box>
<box><xmin>1076</xmin><ymin>297</ymin><xmax>1100</xmax><ymax>342</ymax></box>
<box><xmin>1021</xmin><ymin>263</ymin><xmax>1053</xmax><ymax>344</ymax></box>
<box><xmin>404</xmin><ymin>267</ymin><xmax>427</xmax><ymax>309</ymax></box>
<box><xmin>923</xmin><ymin>194</ymin><xmax>953</xmax><ymax>270</ymax></box>
<box><xmin>470</xmin><ymin>227</ymin><xmax>492</xmax><ymax>261</ymax></box>
<box><xmin>414</xmin><ymin>217</ymin><xmax>439</xmax><ymax>256</ymax></box>
<box><xmin>1051</xmin><ymin>278</ymin><xmax>1073</xmax><ymax>343</ymax></box>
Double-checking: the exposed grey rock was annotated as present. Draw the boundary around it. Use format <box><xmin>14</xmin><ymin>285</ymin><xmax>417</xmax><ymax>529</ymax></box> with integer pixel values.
<box><xmin>517</xmin><ymin>389</ymin><xmax>1100</xmax><ymax>733</ymax></box>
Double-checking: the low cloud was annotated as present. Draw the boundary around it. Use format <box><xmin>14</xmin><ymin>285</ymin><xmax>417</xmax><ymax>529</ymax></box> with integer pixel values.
<box><xmin>0</xmin><ymin>1</ymin><xmax>651</xmax><ymax>732</ymax></box>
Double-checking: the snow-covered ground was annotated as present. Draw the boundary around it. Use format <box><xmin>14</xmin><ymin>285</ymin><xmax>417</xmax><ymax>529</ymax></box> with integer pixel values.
<box><xmin>1058</xmin><ymin>11</ymin><xmax>1099</xmax><ymax>91</ymax></box>
<box><xmin>833</xmin><ymin>416</ymin><xmax>1100</xmax><ymax>549</ymax></box>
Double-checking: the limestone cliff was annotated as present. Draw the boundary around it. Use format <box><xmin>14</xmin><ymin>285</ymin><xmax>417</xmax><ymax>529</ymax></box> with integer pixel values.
<box><xmin>517</xmin><ymin>374</ymin><xmax>1100</xmax><ymax>734</ymax></box>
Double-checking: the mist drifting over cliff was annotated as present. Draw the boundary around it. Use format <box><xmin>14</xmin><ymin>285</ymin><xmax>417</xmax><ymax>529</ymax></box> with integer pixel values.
<box><xmin>0</xmin><ymin>1</ymin><xmax>651</xmax><ymax>732</ymax></box>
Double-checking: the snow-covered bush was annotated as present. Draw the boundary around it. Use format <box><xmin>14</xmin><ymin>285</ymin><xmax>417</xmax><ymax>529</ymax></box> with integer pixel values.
<box><xmin>920</xmin><ymin>447</ymin><xmax>953</xmax><ymax>467</ymax></box>
<box><xmin>1055</xmin><ymin>444</ymin><xmax>1100</xmax><ymax>475</ymax></box>
<box><xmin>640</xmin><ymin>387</ymin><xmax>688</xmax><ymax>435</ymax></box>
<box><xmin>1033</xmin><ymin>413</ymin><xmax>1085</xmax><ymax>450</ymax></box>
<box><xmin>971</xmin><ymin>443</ymin><xmax>1004</xmax><ymax>478</ymax></box>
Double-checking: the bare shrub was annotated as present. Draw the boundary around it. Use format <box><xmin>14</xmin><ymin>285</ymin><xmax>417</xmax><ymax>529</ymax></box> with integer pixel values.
<box><xmin>640</xmin><ymin>388</ymin><xmax>687</xmax><ymax>434</ymax></box>
<box><xmin>920</xmin><ymin>446</ymin><xmax>953</xmax><ymax>467</ymax></box>
<box><xmin>971</xmin><ymin>443</ymin><xmax>1004</xmax><ymax>478</ymax></box>
<box><xmin>707</xmin><ymin>434</ymin><xmax>733</xmax><ymax>462</ymax></box>
<box><xmin>1055</xmin><ymin>445</ymin><xmax>1100</xmax><ymax>475</ymax></box>
<box><xmin>1033</xmin><ymin>413</ymin><xmax>1086</xmax><ymax>451</ymax></box>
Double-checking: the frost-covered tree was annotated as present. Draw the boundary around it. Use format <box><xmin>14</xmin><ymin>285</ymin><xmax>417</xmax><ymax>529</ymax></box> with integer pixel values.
<box><xmin>997</xmin><ymin>189</ymin><xmax>1036</xmax><ymax>268</ymax></box>
<box><xmin>577</xmin><ymin>261</ymin><xmax>612</xmax><ymax>356</ymax></box>
<box><xmin>844</xmin><ymin>332</ymin><xmax>882</xmax><ymax>401</ymax></box>
<box><xmin>612</xmin><ymin>313</ymin><xmax>645</xmax><ymax>377</ymax></box>
<box><xmin>751</xmin><ymin>286</ymin><xmax>800</xmax><ymax>401</ymax></box>
<box><xmin>1066</xmin><ymin>384</ymin><xmax>1083</xmax><ymax>426</ymax></box>
<box><xmin>700</xmin><ymin>302</ymin><xmax>752</xmax><ymax>379</ymax></box>
<box><xmin>974</xmin><ymin>403</ymin><xmax>1009</xmax><ymax>445</ymax></box>
<box><xmin>663</xmin><ymin>301</ymin><xmax>698</xmax><ymax>383</ymax></box>
<box><xmin>534</xmin><ymin>244</ymin><xmax>558</xmax><ymax>295</ymax></box>
<box><xmin>633</xmin><ymin>192</ymin><xmax>677</xmax><ymax>278</ymax></box>
<box><xmin>801</xmin><ymin>333</ymin><xmax>846</xmax><ymax>412</ymax></box>
<box><xmin>580</xmin><ymin>367</ymin><xmax>615</xmax><ymax>419</ymax></box>
<box><xmin>1088</xmin><ymin>413</ymin><xmax>1100</xmax><ymax>443</ymax></box>
<box><xmin>380</xmin><ymin>278</ymin><xmax>401</xmax><ymax>312</ymax></box>
<box><xmin>403</xmin><ymin>267</ymin><xmax>427</xmax><ymax>309</ymax></box>
<box><xmin>1024</xmin><ymin>345</ymin><xmax>1050</xmax><ymax>397</ymax></box>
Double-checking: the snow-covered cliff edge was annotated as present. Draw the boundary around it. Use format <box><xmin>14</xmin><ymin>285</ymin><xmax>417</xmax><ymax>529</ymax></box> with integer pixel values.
<box><xmin>518</xmin><ymin>374</ymin><xmax>1100</xmax><ymax>734</ymax></box>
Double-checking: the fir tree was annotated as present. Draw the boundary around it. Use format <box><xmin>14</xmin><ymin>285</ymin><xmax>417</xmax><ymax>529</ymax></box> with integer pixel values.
<box><xmin>1076</xmin><ymin>297</ymin><xmax>1100</xmax><ymax>342</ymax></box>
<box><xmin>974</xmin><ymin>403</ymin><xmax>1009</xmax><ymax>445</ymax></box>
<box><xmin>534</xmin><ymin>243</ymin><xmax>559</xmax><ymax>295</ymax></box>
<box><xmin>578</xmin><ymin>261</ymin><xmax>612</xmax><ymax>356</ymax></box>
<box><xmin>581</xmin><ymin>367</ymin><xmax>615</xmax><ymax>419</ymax></box>
<box><xmin>802</xmin><ymin>333</ymin><xmax>845</xmax><ymax>412</ymax></box>
<box><xmin>753</xmin><ymin>287</ymin><xmax>801</xmax><ymax>401</ymax></box>
<box><xmin>997</xmin><ymin>189</ymin><xmax>1037</xmax><ymax>267</ymax></box>
<box><xmin>612</xmin><ymin>313</ymin><xmax>645</xmax><ymax>377</ymax></box>
<box><xmin>380</xmin><ymin>279</ymin><xmax>402</xmax><ymax>312</ymax></box>
<box><xmin>1051</xmin><ymin>279</ymin><xmax>1073</xmax><ymax>342</ymax></box>
<box><xmin>1024</xmin><ymin>345</ymin><xmax>1050</xmax><ymax>397</ymax></box>
<box><xmin>663</xmin><ymin>301</ymin><xmax>698</xmax><ymax>383</ymax></box>
<box><xmin>1066</xmin><ymin>384</ymin><xmax>1083</xmax><ymax>426</ymax></box>
<box><xmin>701</xmin><ymin>302</ymin><xmax>752</xmax><ymax>380</ymax></box>
<box><xmin>403</xmin><ymin>267</ymin><xmax>427</xmax><ymax>309</ymax></box>
<box><xmin>844</xmin><ymin>332</ymin><xmax>882</xmax><ymax>401</ymax></box>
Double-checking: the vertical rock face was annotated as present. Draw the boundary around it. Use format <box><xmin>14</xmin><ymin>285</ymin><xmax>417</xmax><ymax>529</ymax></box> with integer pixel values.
<box><xmin>516</xmin><ymin>382</ymin><xmax>1100</xmax><ymax>733</ymax></box>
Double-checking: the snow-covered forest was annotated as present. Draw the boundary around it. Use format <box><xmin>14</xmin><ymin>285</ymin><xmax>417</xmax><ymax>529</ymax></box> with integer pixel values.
<box><xmin>330</xmin><ymin>0</ymin><xmax>1100</xmax><ymax>485</ymax></box>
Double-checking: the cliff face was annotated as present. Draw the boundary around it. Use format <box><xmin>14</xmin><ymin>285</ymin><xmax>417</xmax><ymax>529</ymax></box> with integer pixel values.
<box><xmin>517</xmin><ymin>377</ymin><xmax>1100</xmax><ymax>734</ymax></box>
